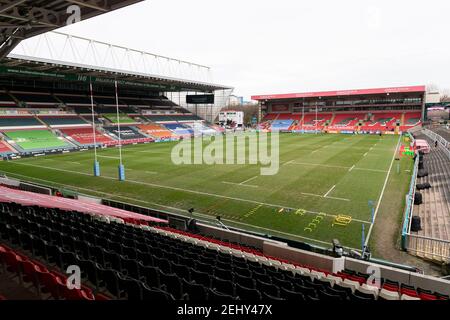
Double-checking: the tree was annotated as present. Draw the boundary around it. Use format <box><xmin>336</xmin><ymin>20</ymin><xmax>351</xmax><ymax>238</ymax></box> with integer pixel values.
<box><xmin>440</xmin><ymin>88</ymin><xmax>450</xmax><ymax>102</ymax></box>
<box><xmin>427</xmin><ymin>83</ymin><xmax>439</xmax><ymax>93</ymax></box>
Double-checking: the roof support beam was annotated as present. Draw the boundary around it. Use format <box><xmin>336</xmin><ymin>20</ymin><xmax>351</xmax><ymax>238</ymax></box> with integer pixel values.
<box><xmin>0</xmin><ymin>0</ymin><xmax>28</xmax><ymax>14</ymax></box>
<box><xmin>65</xmin><ymin>0</ymin><xmax>109</xmax><ymax>12</ymax></box>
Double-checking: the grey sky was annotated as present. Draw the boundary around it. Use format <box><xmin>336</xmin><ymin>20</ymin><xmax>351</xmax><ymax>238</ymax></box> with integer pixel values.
<box><xmin>60</xmin><ymin>0</ymin><xmax>450</xmax><ymax>100</ymax></box>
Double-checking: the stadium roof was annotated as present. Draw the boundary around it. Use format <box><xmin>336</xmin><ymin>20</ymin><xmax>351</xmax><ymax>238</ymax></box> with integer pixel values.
<box><xmin>0</xmin><ymin>53</ymin><xmax>232</xmax><ymax>92</ymax></box>
<box><xmin>0</xmin><ymin>0</ymin><xmax>144</xmax><ymax>59</ymax></box>
<box><xmin>0</xmin><ymin>30</ymin><xmax>233</xmax><ymax>93</ymax></box>
<box><xmin>251</xmin><ymin>85</ymin><xmax>426</xmax><ymax>101</ymax></box>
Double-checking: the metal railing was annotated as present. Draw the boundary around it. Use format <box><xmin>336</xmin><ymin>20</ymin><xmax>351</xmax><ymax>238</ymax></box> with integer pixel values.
<box><xmin>407</xmin><ymin>234</ymin><xmax>450</xmax><ymax>263</ymax></box>
<box><xmin>422</xmin><ymin>128</ymin><xmax>450</xmax><ymax>160</ymax></box>
<box><xmin>401</xmin><ymin>129</ymin><xmax>450</xmax><ymax>262</ymax></box>
<box><xmin>401</xmin><ymin>132</ymin><xmax>419</xmax><ymax>250</ymax></box>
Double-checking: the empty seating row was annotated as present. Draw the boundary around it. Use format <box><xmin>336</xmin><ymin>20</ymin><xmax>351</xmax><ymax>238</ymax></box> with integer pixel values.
<box><xmin>0</xmin><ymin>116</ymin><xmax>43</xmax><ymax>128</ymax></box>
<box><xmin>137</xmin><ymin>124</ymin><xmax>176</xmax><ymax>139</ymax></box>
<box><xmin>163</xmin><ymin>123</ymin><xmax>193</xmax><ymax>136</ymax></box>
<box><xmin>269</xmin><ymin>120</ymin><xmax>293</xmax><ymax>131</ymax></box>
<box><xmin>2</xmin><ymin>199</ymin><xmax>448</xmax><ymax>301</ymax></box>
<box><xmin>0</xmin><ymin>242</ymin><xmax>98</xmax><ymax>300</ymax></box>
<box><xmin>2</xmin><ymin>130</ymin><xmax>71</xmax><ymax>151</ymax></box>
<box><xmin>0</xmin><ymin>140</ymin><xmax>15</xmax><ymax>154</ymax></box>
<box><xmin>38</xmin><ymin>116</ymin><xmax>89</xmax><ymax>127</ymax></box>
<box><xmin>103</xmin><ymin>126</ymin><xmax>147</xmax><ymax>140</ymax></box>
<box><xmin>60</xmin><ymin>127</ymin><xmax>114</xmax><ymax>145</ymax></box>
<box><xmin>0</xmin><ymin>203</ymin><xmax>392</xmax><ymax>301</ymax></box>
<box><xmin>10</xmin><ymin>92</ymin><xmax>59</xmax><ymax>105</ymax></box>
<box><xmin>102</xmin><ymin>114</ymin><xmax>137</xmax><ymax>124</ymax></box>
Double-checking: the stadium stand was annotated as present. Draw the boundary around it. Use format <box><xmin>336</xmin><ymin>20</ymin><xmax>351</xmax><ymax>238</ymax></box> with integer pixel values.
<box><xmin>55</xmin><ymin>94</ymin><xmax>91</xmax><ymax>105</ymax></box>
<box><xmin>263</xmin><ymin>114</ymin><xmax>279</xmax><ymax>120</ymax></box>
<box><xmin>361</xmin><ymin>112</ymin><xmax>400</xmax><ymax>132</ymax></box>
<box><xmin>80</xmin><ymin>115</ymin><xmax>103</xmax><ymax>124</ymax></box>
<box><xmin>60</xmin><ymin>128</ymin><xmax>114</xmax><ymax>146</ymax></box>
<box><xmin>2</xmin><ymin>130</ymin><xmax>71</xmax><ymax>151</ymax></box>
<box><xmin>137</xmin><ymin>124</ymin><xmax>177</xmax><ymax>140</ymax></box>
<box><xmin>0</xmin><ymin>140</ymin><xmax>15</xmax><ymax>155</ymax></box>
<box><xmin>300</xmin><ymin>113</ymin><xmax>333</xmax><ymax>130</ymax></box>
<box><xmin>10</xmin><ymin>92</ymin><xmax>59</xmax><ymax>106</ymax></box>
<box><xmin>0</xmin><ymin>243</ymin><xmax>99</xmax><ymax>300</ymax></box>
<box><xmin>94</xmin><ymin>96</ymin><xmax>121</xmax><ymax>106</ymax></box>
<box><xmin>102</xmin><ymin>114</ymin><xmax>137</xmax><ymax>124</ymax></box>
<box><xmin>275</xmin><ymin>113</ymin><xmax>293</xmax><ymax>120</ymax></box>
<box><xmin>163</xmin><ymin>123</ymin><xmax>194</xmax><ymax>136</ymax></box>
<box><xmin>141</xmin><ymin>96</ymin><xmax>177</xmax><ymax>107</ymax></box>
<box><xmin>270</xmin><ymin>120</ymin><xmax>294</xmax><ymax>131</ymax></box>
<box><xmin>330</xmin><ymin>114</ymin><xmax>360</xmax><ymax>127</ymax></box>
<box><xmin>104</xmin><ymin>126</ymin><xmax>147</xmax><ymax>140</ymax></box>
<box><xmin>185</xmin><ymin>122</ymin><xmax>218</xmax><ymax>135</ymax></box>
<box><xmin>260</xmin><ymin>110</ymin><xmax>422</xmax><ymax>133</ymax></box>
<box><xmin>37</xmin><ymin>116</ymin><xmax>89</xmax><ymax>127</ymax></box>
<box><xmin>0</xmin><ymin>92</ymin><xmax>17</xmax><ymax>106</ymax></box>
<box><xmin>400</xmin><ymin>112</ymin><xmax>422</xmax><ymax>132</ymax></box>
<box><xmin>144</xmin><ymin>115</ymin><xmax>177</xmax><ymax>122</ymax></box>
<box><xmin>97</xmin><ymin>107</ymin><xmax>123</xmax><ymax>114</ymax></box>
<box><xmin>72</xmin><ymin>106</ymin><xmax>96</xmax><ymax>114</ymax></box>
<box><xmin>0</xmin><ymin>116</ymin><xmax>45</xmax><ymax>129</ymax></box>
<box><xmin>172</xmin><ymin>114</ymin><xmax>203</xmax><ymax>122</ymax></box>
<box><xmin>0</xmin><ymin>185</ymin><xmax>448</xmax><ymax>300</ymax></box>
<box><xmin>411</xmin><ymin>134</ymin><xmax>450</xmax><ymax>261</ymax></box>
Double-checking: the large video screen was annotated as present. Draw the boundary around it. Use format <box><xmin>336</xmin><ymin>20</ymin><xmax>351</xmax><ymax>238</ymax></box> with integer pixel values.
<box><xmin>186</xmin><ymin>94</ymin><xmax>214</xmax><ymax>104</ymax></box>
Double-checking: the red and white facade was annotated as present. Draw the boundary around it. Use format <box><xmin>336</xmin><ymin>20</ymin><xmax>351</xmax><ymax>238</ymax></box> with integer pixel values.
<box><xmin>252</xmin><ymin>85</ymin><xmax>426</xmax><ymax>134</ymax></box>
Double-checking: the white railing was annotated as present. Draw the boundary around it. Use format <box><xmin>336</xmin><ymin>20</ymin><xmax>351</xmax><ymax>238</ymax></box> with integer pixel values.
<box><xmin>402</xmin><ymin>128</ymin><xmax>450</xmax><ymax>262</ymax></box>
<box><xmin>407</xmin><ymin>234</ymin><xmax>450</xmax><ymax>263</ymax></box>
<box><xmin>422</xmin><ymin>128</ymin><xmax>450</xmax><ymax>160</ymax></box>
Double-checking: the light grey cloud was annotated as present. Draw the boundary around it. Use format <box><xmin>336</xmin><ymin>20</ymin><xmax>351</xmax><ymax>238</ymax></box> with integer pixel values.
<box><xmin>59</xmin><ymin>0</ymin><xmax>450</xmax><ymax>100</ymax></box>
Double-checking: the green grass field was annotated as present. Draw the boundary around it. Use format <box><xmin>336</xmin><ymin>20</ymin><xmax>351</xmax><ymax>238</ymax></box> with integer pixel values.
<box><xmin>0</xmin><ymin>133</ymin><xmax>411</xmax><ymax>249</ymax></box>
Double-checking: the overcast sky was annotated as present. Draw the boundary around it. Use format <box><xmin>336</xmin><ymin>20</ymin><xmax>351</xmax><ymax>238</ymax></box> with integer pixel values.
<box><xmin>59</xmin><ymin>0</ymin><xmax>450</xmax><ymax>100</ymax></box>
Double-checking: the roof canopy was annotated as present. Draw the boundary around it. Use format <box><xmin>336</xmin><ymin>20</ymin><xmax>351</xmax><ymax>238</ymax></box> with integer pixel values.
<box><xmin>252</xmin><ymin>85</ymin><xmax>426</xmax><ymax>101</ymax></box>
<box><xmin>0</xmin><ymin>30</ymin><xmax>232</xmax><ymax>93</ymax></box>
<box><xmin>0</xmin><ymin>0</ymin><xmax>144</xmax><ymax>58</ymax></box>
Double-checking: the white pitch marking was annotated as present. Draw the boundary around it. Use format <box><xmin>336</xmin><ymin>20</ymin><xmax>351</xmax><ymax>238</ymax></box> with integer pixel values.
<box><xmin>5</xmin><ymin>172</ymin><xmax>341</xmax><ymax>246</ymax></box>
<box><xmin>327</xmin><ymin>196</ymin><xmax>351</xmax><ymax>201</ymax></box>
<box><xmin>222</xmin><ymin>175</ymin><xmax>259</xmax><ymax>188</ymax></box>
<box><xmin>222</xmin><ymin>181</ymin><xmax>258</xmax><ymax>188</ymax></box>
<box><xmin>365</xmin><ymin>135</ymin><xmax>402</xmax><ymax>246</ymax></box>
<box><xmin>97</xmin><ymin>155</ymin><xmax>120</xmax><ymax>159</ymax></box>
<box><xmin>6</xmin><ymin>161</ymin><xmax>367</xmax><ymax>220</ymax></box>
<box><xmin>363</xmin><ymin>152</ymin><xmax>368</xmax><ymax>157</ymax></box>
<box><xmin>287</xmin><ymin>161</ymin><xmax>386</xmax><ymax>173</ymax></box>
<box><xmin>288</xmin><ymin>162</ymin><xmax>349</xmax><ymax>170</ymax></box>
<box><xmin>240</xmin><ymin>175</ymin><xmax>258</xmax><ymax>185</ymax></box>
<box><xmin>353</xmin><ymin>167</ymin><xmax>387</xmax><ymax>173</ymax></box>
<box><xmin>348</xmin><ymin>165</ymin><xmax>355</xmax><ymax>172</ymax></box>
<box><xmin>324</xmin><ymin>185</ymin><xmax>336</xmax><ymax>197</ymax></box>
<box><xmin>7</xmin><ymin>162</ymin><xmax>370</xmax><ymax>224</ymax></box>
<box><xmin>301</xmin><ymin>192</ymin><xmax>350</xmax><ymax>202</ymax></box>
<box><xmin>282</xmin><ymin>160</ymin><xmax>294</xmax><ymax>166</ymax></box>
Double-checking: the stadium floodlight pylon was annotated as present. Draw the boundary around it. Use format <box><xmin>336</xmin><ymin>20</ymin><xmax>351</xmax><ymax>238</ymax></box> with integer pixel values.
<box><xmin>115</xmin><ymin>80</ymin><xmax>125</xmax><ymax>181</ymax></box>
<box><xmin>90</xmin><ymin>81</ymin><xmax>100</xmax><ymax>177</ymax></box>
